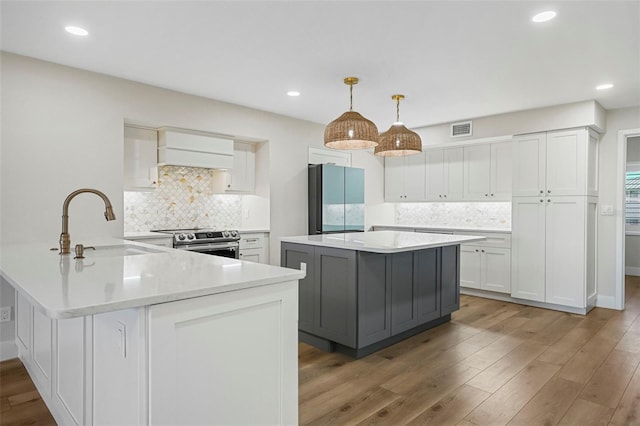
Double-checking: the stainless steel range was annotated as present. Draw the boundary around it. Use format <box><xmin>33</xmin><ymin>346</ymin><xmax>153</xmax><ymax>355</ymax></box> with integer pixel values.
<box><xmin>151</xmin><ymin>228</ymin><xmax>240</xmax><ymax>259</ymax></box>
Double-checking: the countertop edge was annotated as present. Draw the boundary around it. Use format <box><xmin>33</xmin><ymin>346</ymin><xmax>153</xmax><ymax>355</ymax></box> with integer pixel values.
<box><xmin>373</xmin><ymin>224</ymin><xmax>512</xmax><ymax>234</ymax></box>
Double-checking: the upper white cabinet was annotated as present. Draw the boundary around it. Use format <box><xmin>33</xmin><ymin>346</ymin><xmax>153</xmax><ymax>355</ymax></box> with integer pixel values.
<box><xmin>124</xmin><ymin>126</ymin><xmax>158</xmax><ymax>190</ymax></box>
<box><xmin>426</xmin><ymin>147</ymin><xmax>463</xmax><ymax>200</ymax></box>
<box><xmin>463</xmin><ymin>141</ymin><xmax>512</xmax><ymax>201</ymax></box>
<box><xmin>158</xmin><ymin>129</ymin><xmax>234</xmax><ymax>170</ymax></box>
<box><xmin>512</xmin><ymin>128</ymin><xmax>598</xmax><ymax>197</ymax></box>
<box><xmin>213</xmin><ymin>141</ymin><xmax>256</xmax><ymax>193</ymax></box>
<box><xmin>384</xmin><ymin>153</ymin><xmax>426</xmax><ymax>201</ymax></box>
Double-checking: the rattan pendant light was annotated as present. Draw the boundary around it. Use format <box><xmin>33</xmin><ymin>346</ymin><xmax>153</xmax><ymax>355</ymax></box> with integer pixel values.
<box><xmin>374</xmin><ymin>94</ymin><xmax>422</xmax><ymax>157</ymax></box>
<box><xmin>324</xmin><ymin>77</ymin><xmax>379</xmax><ymax>150</ymax></box>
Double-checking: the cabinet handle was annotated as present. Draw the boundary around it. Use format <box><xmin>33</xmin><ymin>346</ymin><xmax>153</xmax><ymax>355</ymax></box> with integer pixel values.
<box><xmin>475</xmin><ymin>249</ymin><xmax>479</xmax><ymax>252</ymax></box>
<box><xmin>540</xmin><ymin>199</ymin><xmax>544</xmax><ymax>202</ymax></box>
<box><xmin>547</xmin><ymin>190</ymin><xmax>551</xmax><ymax>194</ymax></box>
<box><xmin>444</xmin><ymin>195</ymin><xmax>447</xmax><ymax>198</ymax></box>
<box><xmin>481</xmin><ymin>249</ymin><xmax>485</xmax><ymax>253</ymax></box>
<box><xmin>485</xmin><ymin>194</ymin><xmax>488</xmax><ymax>197</ymax></box>
<box><xmin>245</xmin><ymin>239</ymin><xmax>258</xmax><ymax>243</ymax></box>
<box><xmin>439</xmin><ymin>195</ymin><xmax>442</xmax><ymax>198</ymax></box>
<box><xmin>490</xmin><ymin>194</ymin><xmax>494</xmax><ymax>197</ymax></box>
<box><xmin>540</xmin><ymin>190</ymin><xmax>544</xmax><ymax>194</ymax></box>
<box><xmin>547</xmin><ymin>199</ymin><xmax>551</xmax><ymax>203</ymax></box>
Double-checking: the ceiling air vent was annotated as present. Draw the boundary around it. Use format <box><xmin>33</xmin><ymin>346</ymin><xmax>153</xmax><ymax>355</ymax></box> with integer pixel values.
<box><xmin>451</xmin><ymin>121</ymin><xmax>472</xmax><ymax>138</ymax></box>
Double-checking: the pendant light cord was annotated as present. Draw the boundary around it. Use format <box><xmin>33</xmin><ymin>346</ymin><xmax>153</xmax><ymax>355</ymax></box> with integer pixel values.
<box><xmin>396</xmin><ymin>98</ymin><xmax>401</xmax><ymax>122</ymax></box>
<box><xmin>349</xmin><ymin>83</ymin><xmax>353</xmax><ymax>111</ymax></box>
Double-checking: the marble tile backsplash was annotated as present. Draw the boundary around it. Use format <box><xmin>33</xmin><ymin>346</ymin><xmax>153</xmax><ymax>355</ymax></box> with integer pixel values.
<box><xmin>395</xmin><ymin>202</ymin><xmax>511</xmax><ymax>230</ymax></box>
<box><xmin>124</xmin><ymin>165</ymin><xmax>241</xmax><ymax>232</ymax></box>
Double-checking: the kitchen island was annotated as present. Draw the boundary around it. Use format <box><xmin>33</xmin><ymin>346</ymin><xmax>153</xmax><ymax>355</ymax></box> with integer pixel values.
<box><xmin>281</xmin><ymin>231</ymin><xmax>484</xmax><ymax>358</ymax></box>
<box><xmin>0</xmin><ymin>239</ymin><xmax>304</xmax><ymax>426</ymax></box>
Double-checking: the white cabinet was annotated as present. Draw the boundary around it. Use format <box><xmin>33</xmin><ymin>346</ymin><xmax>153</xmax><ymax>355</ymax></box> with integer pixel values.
<box><xmin>460</xmin><ymin>233</ymin><xmax>511</xmax><ymax>294</ymax></box>
<box><xmin>213</xmin><ymin>141</ymin><xmax>256</xmax><ymax>193</ymax></box>
<box><xmin>511</xmin><ymin>196</ymin><xmax>598</xmax><ymax>309</ymax></box>
<box><xmin>463</xmin><ymin>141</ymin><xmax>512</xmax><ymax>201</ymax></box>
<box><xmin>512</xmin><ymin>128</ymin><xmax>598</xmax><ymax>197</ymax></box>
<box><xmin>385</xmin><ymin>153</ymin><xmax>426</xmax><ymax>201</ymax></box>
<box><xmin>124</xmin><ymin>126</ymin><xmax>158</xmax><ymax>190</ymax></box>
<box><xmin>239</xmin><ymin>232</ymin><xmax>269</xmax><ymax>263</ymax></box>
<box><xmin>148</xmin><ymin>282</ymin><xmax>298</xmax><ymax>425</ymax></box>
<box><xmin>425</xmin><ymin>147</ymin><xmax>463</xmax><ymax>200</ymax></box>
<box><xmin>158</xmin><ymin>129</ymin><xmax>234</xmax><ymax>169</ymax></box>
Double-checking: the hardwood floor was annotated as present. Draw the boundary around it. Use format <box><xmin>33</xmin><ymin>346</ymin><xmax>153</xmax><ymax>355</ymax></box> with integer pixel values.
<box><xmin>299</xmin><ymin>275</ymin><xmax>640</xmax><ymax>425</ymax></box>
<box><xmin>2</xmin><ymin>276</ymin><xmax>639</xmax><ymax>425</ymax></box>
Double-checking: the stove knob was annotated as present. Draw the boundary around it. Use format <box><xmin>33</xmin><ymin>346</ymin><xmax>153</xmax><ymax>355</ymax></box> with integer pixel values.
<box><xmin>187</xmin><ymin>233</ymin><xmax>195</xmax><ymax>240</ymax></box>
<box><xmin>177</xmin><ymin>233</ymin><xmax>186</xmax><ymax>241</ymax></box>
<box><xmin>223</xmin><ymin>231</ymin><xmax>230</xmax><ymax>238</ymax></box>
<box><xmin>231</xmin><ymin>230</ymin><xmax>238</xmax><ymax>238</ymax></box>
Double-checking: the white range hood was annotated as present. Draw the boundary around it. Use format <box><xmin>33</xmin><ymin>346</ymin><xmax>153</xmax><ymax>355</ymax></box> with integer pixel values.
<box><xmin>158</xmin><ymin>129</ymin><xmax>234</xmax><ymax>170</ymax></box>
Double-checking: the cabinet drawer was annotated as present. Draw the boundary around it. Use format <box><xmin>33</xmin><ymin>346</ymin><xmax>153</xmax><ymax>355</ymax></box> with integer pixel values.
<box><xmin>239</xmin><ymin>233</ymin><xmax>264</xmax><ymax>249</ymax></box>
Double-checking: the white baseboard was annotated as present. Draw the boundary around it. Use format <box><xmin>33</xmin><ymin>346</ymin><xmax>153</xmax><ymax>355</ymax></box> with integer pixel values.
<box><xmin>595</xmin><ymin>295</ymin><xmax>618</xmax><ymax>309</ymax></box>
<box><xmin>626</xmin><ymin>266</ymin><xmax>640</xmax><ymax>276</ymax></box>
<box><xmin>0</xmin><ymin>339</ymin><xmax>18</xmax><ymax>361</ymax></box>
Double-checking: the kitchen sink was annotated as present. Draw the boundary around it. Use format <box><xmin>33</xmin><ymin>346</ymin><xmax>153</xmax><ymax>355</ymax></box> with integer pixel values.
<box><xmin>84</xmin><ymin>244</ymin><xmax>166</xmax><ymax>258</ymax></box>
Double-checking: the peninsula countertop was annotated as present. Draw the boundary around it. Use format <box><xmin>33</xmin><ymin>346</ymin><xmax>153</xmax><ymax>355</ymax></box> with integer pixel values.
<box><xmin>0</xmin><ymin>239</ymin><xmax>304</xmax><ymax>319</ymax></box>
<box><xmin>280</xmin><ymin>230</ymin><xmax>485</xmax><ymax>253</ymax></box>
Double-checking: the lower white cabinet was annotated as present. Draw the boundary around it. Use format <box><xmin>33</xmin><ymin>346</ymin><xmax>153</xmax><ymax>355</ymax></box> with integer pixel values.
<box><xmin>124</xmin><ymin>235</ymin><xmax>173</xmax><ymax>248</ymax></box>
<box><xmin>148</xmin><ymin>282</ymin><xmax>297</xmax><ymax>425</ymax></box>
<box><xmin>511</xmin><ymin>196</ymin><xmax>597</xmax><ymax>309</ymax></box>
<box><xmin>15</xmin><ymin>281</ymin><xmax>297</xmax><ymax>425</ymax></box>
<box><xmin>460</xmin><ymin>243</ymin><xmax>511</xmax><ymax>294</ymax></box>
<box><xmin>239</xmin><ymin>232</ymin><xmax>269</xmax><ymax>263</ymax></box>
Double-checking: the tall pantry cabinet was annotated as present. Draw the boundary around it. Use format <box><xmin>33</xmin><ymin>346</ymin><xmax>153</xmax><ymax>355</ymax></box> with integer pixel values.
<box><xmin>511</xmin><ymin>128</ymin><xmax>598</xmax><ymax>312</ymax></box>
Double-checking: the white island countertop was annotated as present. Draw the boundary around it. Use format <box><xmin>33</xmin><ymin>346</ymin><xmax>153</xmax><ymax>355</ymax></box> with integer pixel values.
<box><xmin>281</xmin><ymin>230</ymin><xmax>485</xmax><ymax>253</ymax></box>
<box><xmin>0</xmin><ymin>239</ymin><xmax>304</xmax><ymax>319</ymax></box>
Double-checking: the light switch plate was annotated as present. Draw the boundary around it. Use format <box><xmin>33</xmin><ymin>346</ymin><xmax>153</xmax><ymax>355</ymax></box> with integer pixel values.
<box><xmin>600</xmin><ymin>205</ymin><xmax>615</xmax><ymax>216</ymax></box>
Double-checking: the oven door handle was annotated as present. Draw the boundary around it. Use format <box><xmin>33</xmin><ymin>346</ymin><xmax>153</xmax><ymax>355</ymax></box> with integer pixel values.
<box><xmin>177</xmin><ymin>242</ymin><xmax>238</xmax><ymax>252</ymax></box>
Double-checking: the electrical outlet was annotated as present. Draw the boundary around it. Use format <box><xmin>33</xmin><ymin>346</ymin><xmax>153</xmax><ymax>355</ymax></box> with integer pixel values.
<box><xmin>0</xmin><ymin>307</ymin><xmax>11</xmax><ymax>323</ymax></box>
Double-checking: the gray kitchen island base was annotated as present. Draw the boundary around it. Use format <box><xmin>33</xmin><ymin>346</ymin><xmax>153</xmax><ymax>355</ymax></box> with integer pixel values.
<box><xmin>299</xmin><ymin>314</ymin><xmax>451</xmax><ymax>359</ymax></box>
<box><xmin>281</xmin><ymin>233</ymin><xmax>472</xmax><ymax>359</ymax></box>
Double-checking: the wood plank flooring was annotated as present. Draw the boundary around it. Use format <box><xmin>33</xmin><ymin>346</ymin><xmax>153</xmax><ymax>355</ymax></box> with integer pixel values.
<box><xmin>1</xmin><ymin>275</ymin><xmax>639</xmax><ymax>425</ymax></box>
<box><xmin>300</xmin><ymin>275</ymin><xmax>640</xmax><ymax>425</ymax></box>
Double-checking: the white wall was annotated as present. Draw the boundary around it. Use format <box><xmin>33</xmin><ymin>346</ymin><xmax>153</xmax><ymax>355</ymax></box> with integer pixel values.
<box><xmin>0</xmin><ymin>52</ymin><xmax>388</xmax><ymax>358</ymax></box>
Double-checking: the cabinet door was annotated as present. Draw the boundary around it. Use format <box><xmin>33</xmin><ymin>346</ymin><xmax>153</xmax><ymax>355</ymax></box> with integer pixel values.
<box><xmin>314</xmin><ymin>247</ymin><xmax>357</xmax><ymax>347</ymax></box>
<box><xmin>444</xmin><ymin>147</ymin><xmax>464</xmax><ymax>200</ymax></box>
<box><xmin>440</xmin><ymin>246</ymin><xmax>460</xmax><ymax>315</ymax></box>
<box><xmin>239</xmin><ymin>250</ymin><xmax>261</xmax><ymax>263</ymax></box>
<box><xmin>384</xmin><ymin>156</ymin><xmax>405</xmax><ymax>201</ymax></box>
<box><xmin>31</xmin><ymin>308</ymin><xmax>52</xmax><ymax>398</ymax></box>
<box><xmin>15</xmin><ymin>292</ymin><xmax>31</xmax><ymax>357</ymax></box>
<box><xmin>390</xmin><ymin>252</ymin><xmax>418</xmax><ymax>335</ymax></box>
<box><xmin>512</xmin><ymin>133</ymin><xmax>546</xmax><ymax>197</ymax></box>
<box><xmin>124</xmin><ymin>126</ymin><xmax>158</xmax><ymax>190</ymax></box>
<box><xmin>357</xmin><ymin>252</ymin><xmax>391</xmax><ymax>347</ymax></box>
<box><xmin>545</xmin><ymin>197</ymin><xmax>586</xmax><ymax>307</ymax></box>
<box><xmin>426</xmin><ymin>149</ymin><xmax>445</xmax><ymax>200</ymax></box>
<box><xmin>227</xmin><ymin>141</ymin><xmax>255</xmax><ymax>192</ymax></box>
<box><xmin>482</xmin><ymin>247</ymin><xmax>511</xmax><ymax>294</ymax></box>
<box><xmin>460</xmin><ymin>245</ymin><xmax>482</xmax><ymax>289</ymax></box>
<box><xmin>404</xmin><ymin>152</ymin><xmax>427</xmax><ymax>201</ymax></box>
<box><xmin>415</xmin><ymin>248</ymin><xmax>440</xmax><ymax>324</ymax></box>
<box><xmin>281</xmin><ymin>243</ymin><xmax>315</xmax><ymax>334</ymax></box>
<box><xmin>490</xmin><ymin>141</ymin><xmax>512</xmax><ymax>200</ymax></box>
<box><xmin>149</xmin><ymin>282</ymin><xmax>298</xmax><ymax>426</ymax></box>
<box><xmin>463</xmin><ymin>144</ymin><xmax>491</xmax><ymax>200</ymax></box>
<box><xmin>511</xmin><ymin>197</ymin><xmax>546</xmax><ymax>301</ymax></box>
<box><xmin>546</xmin><ymin>129</ymin><xmax>587</xmax><ymax>196</ymax></box>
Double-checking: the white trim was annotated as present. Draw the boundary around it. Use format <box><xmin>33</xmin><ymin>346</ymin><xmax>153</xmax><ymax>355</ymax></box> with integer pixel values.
<box><xmin>308</xmin><ymin>147</ymin><xmax>351</xmax><ymax>166</ymax></box>
<box><xmin>460</xmin><ymin>288</ymin><xmax>591</xmax><ymax>315</ymax></box>
<box><xmin>596</xmin><ymin>295</ymin><xmax>618</xmax><ymax>309</ymax></box>
<box><xmin>419</xmin><ymin>134</ymin><xmax>513</xmax><ymax>149</ymax></box>
<box><xmin>626</xmin><ymin>267</ymin><xmax>640</xmax><ymax>276</ymax></box>
<box><xmin>617</xmin><ymin>129</ymin><xmax>640</xmax><ymax>311</ymax></box>
<box><xmin>0</xmin><ymin>339</ymin><xmax>18</xmax><ymax>361</ymax></box>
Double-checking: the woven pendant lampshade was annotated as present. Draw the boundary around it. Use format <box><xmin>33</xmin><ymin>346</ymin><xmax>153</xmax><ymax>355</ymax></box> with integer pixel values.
<box><xmin>324</xmin><ymin>77</ymin><xmax>379</xmax><ymax>149</ymax></box>
<box><xmin>374</xmin><ymin>94</ymin><xmax>422</xmax><ymax>157</ymax></box>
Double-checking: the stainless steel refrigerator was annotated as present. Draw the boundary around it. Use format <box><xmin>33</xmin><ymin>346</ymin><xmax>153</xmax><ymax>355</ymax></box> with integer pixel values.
<box><xmin>308</xmin><ymin>164</ymin><xmax>365</xmax><ymax>234</ymax></box>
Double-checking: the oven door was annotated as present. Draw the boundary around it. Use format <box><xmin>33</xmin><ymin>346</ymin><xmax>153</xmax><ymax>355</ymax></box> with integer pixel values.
<box><xmin>176</xmin><ymin>241</ymin><xmax>239</xmax><ymax>259</ymax></box>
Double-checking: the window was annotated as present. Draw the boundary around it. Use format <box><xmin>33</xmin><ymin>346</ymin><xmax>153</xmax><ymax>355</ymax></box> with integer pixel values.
<box><xmin>627</xmin><ymin>162</ymin><xmax>640</xmax><ymax>233</ymax></box>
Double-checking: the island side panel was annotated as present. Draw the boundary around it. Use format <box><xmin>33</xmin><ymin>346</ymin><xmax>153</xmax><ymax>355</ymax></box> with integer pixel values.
<box><xmin>281</xmin><ymin>243</ymin><xmax>315</xmax><ymax>334</ymax></box>
<box><xmin>357</xmin><ymin>252</ymin><xmax>391</xmax><ymax>347</ymax></box>
<box><xmin>415</xmin><ymin>248</ymin><xmax>441</xmax><ymax>324</ymax></box>
<box><xmin>441</xmin><ymin>245</ymin><xmax>461</xmax><ymax>315</ymax></box>
<box><xmin>313</xmin><ymin>247</ymin><xmax>357</xmax><ymax>348</ymax></box>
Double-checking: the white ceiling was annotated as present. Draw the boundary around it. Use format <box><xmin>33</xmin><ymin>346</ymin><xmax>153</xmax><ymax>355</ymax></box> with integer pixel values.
<box><xmin>2</xmin><ymin>1</ymin><xmax>639</xmax><ymax>129</ymax></box>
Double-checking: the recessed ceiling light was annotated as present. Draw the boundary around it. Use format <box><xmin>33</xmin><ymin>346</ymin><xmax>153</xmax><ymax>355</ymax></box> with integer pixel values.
<box><xmin>596</xmin><ymin>83</ymin><xmax>614</xmax><ymax>90</ymax></box>
<box><xmin>287</xmin><ymin>91</ymin><xmax>300</xmax><ymax>97</ymax></box>
<box><xmin>532</xmin><ymin>11</ymin><xmax>557</xmax><ymax>23</ymax></box>
<box><xmin>65</xmin><ymin>26</ymin><xmax>89</xmax><ymax>36</ymax></box>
